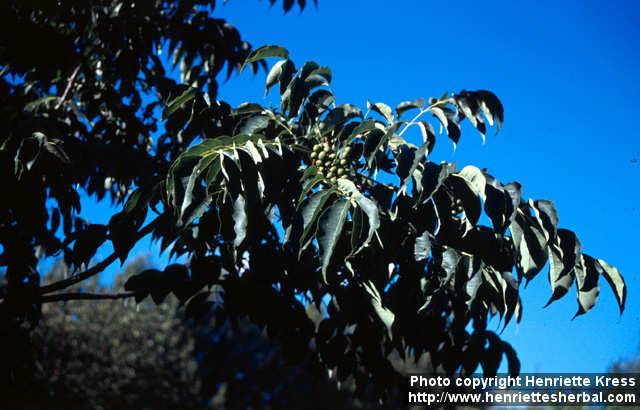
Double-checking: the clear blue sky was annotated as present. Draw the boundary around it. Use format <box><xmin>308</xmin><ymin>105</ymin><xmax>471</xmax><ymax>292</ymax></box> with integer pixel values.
<box><xmin>86</xmin><ymin>0</ymin><xmax>640</xmax><ymax>373</ymax></box>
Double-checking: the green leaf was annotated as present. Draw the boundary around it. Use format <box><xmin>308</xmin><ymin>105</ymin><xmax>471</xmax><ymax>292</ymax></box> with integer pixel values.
<box><xmin>475</xmin><ymin>90</ymin><xmax>504</xmax><ymax>131</ymax></box>
<box><xmin>484</xmin><ymin>176</ymin><xmax>517</xmax><ymax>235</ymax></box>
<box><xmin>181</xmin><ymin>155</ymin><xmax>217</xmax><ymax>218</ymax></box>
<box><xmin>164</xmin><ymin>87</ymin><xmax>198</xmax><ymax>118</ymax></box>
<box><xmin>352</xmin><ymin>194</ymin><xmax>379</xmax><ymax>254</ymax></box>
<box><xmin>235</xmin><ymin>114</ymin><xmax>270</xmax><ymax>136</ymax></box>
<box><xmin>298</xmin><ymin>172</ymin><xmax>324</xmax><ymax>204</ymax></box>
<box><xmin>265</xmin><ymin>59</ymin><xmax>287</xmax><ymax>96</ymax></box>
<box><xmin>431</xmin><ymin>106</ymin><xmax>461</xmax><ymax>146</ymax></box>
<box><xmin>205</xmin><ymin>156</ymin><xmax>223</xmax><ymax>192</ymax></box>
<box><xmin>276</xmin><ymin>59</ymin><xmax>296</xmax><ymax>95</ymax></box>
<box><xmin>509</xmin><ymin>208</ymin><xmax>548</xmax><ymax>282</ymax></box>
<box><xmin>299</xmin><ymin>61</ymin><xmax>320</xmax><ymax>78</ymax></box>
<box><xmin>232</xmin><ymin>102</ymin><xmax>265</xmax><ymax>115</ymax></box>
<box><xmin>240</xmin><ymin>45</ymin><xmax>289</xmax><ymax>72</ymax></box>
<box><xmin>232</xmin><ymin>195</ymin><xmax>248</xmax><ymax>251</ymax></box>
<box><xmin>124</xmin><ymin>268</ymin><xmax>163</xmax><ymax>302</ymax></box>
<box><xmin>308</xmin><ymin>66</ymin><xmax>332</xmax><ymax>83</ymax></box>
<box><xmin>596</xmin><ymin>258</ymin><xmax>626</xmax><ymax>314</ymax></box>
<box><xmin>299</xmin><ymin>189</ymin><xmax>334</xmax><ymax>251</ymax></box>
<box><xmin>281</xmin><ymin>76</ymin><xmax>306</xmax><ymax>117</ymax></box>
<box><xmin>71</xmin><ymin>224</ymin><xmax>108</xmax><ymax>267</ymax></box>
<box><xmin>417</xmin><ymin>161</ymin><xmax>456</xmax><ymax>204</ymax></box>
<box><xmin>24</xmin><ymin>95</ymin><xmax>59</xmax><ymax>112</ymax></box>
<box><xmin>367</xmin><ymin>100</ymin><xmax>393</xmax><ymax>124</ymax></box>
<box><xmin>530</xmin><ymin>199</ymin><xmax>558</xmax><ymax>243</ymax></box>
<box><xmin>395</xmin><ymin>145</ymin><xmax>416</xmax><ymax>188</ymax></box>
<box><xmin>322</xmin><ymin>104</ymin><xmax>362</xmax><ymax>131</ymax></box>
<box><xmin>306</xmin><ymin>89</ymin><xmax>334</xmax><ymax>111</ymax></box>
<box><xmin>545</xmin><ymin>229</ymin><xmax>577</xmax><ymax>307</ymax></box>
<box><xmin>457</xmin><ymin>166</ymin><xmax>487</xmax><ymax>201</ymax></box>
<box><xmin>348</xmin><ymin>118</ymin><xmax>377</xmax><ymax>138</ymax></box>
<box><xmin>364</xmin><ymin>123</ymin><xmax>398</xmax><ymax>168</ymax></box>
<box><xmin>573</xmin><ymin>254</ymin><xmax>600</xmax><ymax>318</ymax></box>
<box><xmin>337</xmin><ymin>179</ymin><xmax>380</xmax><ymax>254</ymax></box>
<box><xmin>447</xmin><ymin>174</ymin><xmax>482</xmax><ymax>229</ymax></box>
<box><xmin>317</xmin><ymin>198</ymin><xmax>350</xmax><ymax>281</ymax></box>
<box><xmin>350</xmin><ymin>205</ymin><xmax>366</xmax><ymax>254</ymax></box>
<box><xmin>396</xmin><ymin>98</ymin><xmax>425</xmax><ymax>118</ymax></box>
<box><xmin>414</xmin><ymin>231</ymin><xmax>431</xmax><ymax>262</ymax></box>
<box><xmin>417</xmin><ymin>121</ymin><xmax>436</xmax><ymax>152</ymax></box>
<box><xmin>396</xmin><ymin>143</ymin><xmax>429</xmax><ymax>191</ymax></box>
<box><xmin>362</xmin><ymin>280</ymin><xmax>395</xmax><ymax>333</ymax></box>
<box><xmin>453</xmin><ymin>91</ymin><xmax>486</xmax><ymax>142</ymax></box>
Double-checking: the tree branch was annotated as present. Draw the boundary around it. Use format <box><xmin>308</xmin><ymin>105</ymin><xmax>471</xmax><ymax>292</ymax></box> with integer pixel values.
<box><xmin>38</xmin><ymin>252</ymin><xmax>119</xmax><ymax>295</ymax></box>
<box><xmin>39</xmin><ymin>216</ymin><xmax>159</xmax><ymax>295</ymax></box>
<box><xmin>40</xmin><ymin>291</ymin><xmax>137</xmax><ymax>303</ymax></box>
<box><xmin>54</xmin><ymin>64</ymin><xmax>81</xmax><ymax>110</ymax></box>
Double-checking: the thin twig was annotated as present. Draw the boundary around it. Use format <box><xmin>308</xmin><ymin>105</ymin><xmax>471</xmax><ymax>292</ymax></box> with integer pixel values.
<box><xmin>38</xmin><ymin>253</ymin><xmax>119</xmax><ymax>295</ymax></box>
<box><xmin>40</xmin><ymin>291</ymin><xmax>137</xmax><ymax>303</ymax></box>
<box><xmin>39</xmin><ymin>217</ymin><xmax>159</xmax><ymax>295</ymax></box>
<box><xmin>54</xmin><ymin>64</ymin><xmax>81</xmax><ymax>110</ymax></box>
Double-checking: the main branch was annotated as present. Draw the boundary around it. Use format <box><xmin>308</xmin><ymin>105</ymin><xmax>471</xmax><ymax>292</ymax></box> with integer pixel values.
<box><xmin>38</xmin><ymin>252</ymin><xmax>119</xmax><ymax>295</ymax></box>
<box><xmin>39</xmin><ymin>217</ymin><xmax>159</xmax><ymax>295</ymax></box>
<box><xmin>40</xmin><ymin>291</ymin><xmax>137</xmax><ymax>303</ymax></box>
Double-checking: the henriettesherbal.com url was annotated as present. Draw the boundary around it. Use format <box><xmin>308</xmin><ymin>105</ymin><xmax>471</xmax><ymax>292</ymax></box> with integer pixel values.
<box><xmin>407</xmin><ymin>374</ymin><xmax>640</xmax><ymax>407</ymax></box>
<box><xmin>409</xmin><ymin>390</ymin><xmax>638</xmax><ymax>406</ymax></box>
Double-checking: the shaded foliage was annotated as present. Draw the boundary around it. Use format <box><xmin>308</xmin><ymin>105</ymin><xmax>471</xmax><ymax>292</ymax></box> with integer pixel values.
<box><xmin>4</xmin><ymin>259</ymin><xmax>372</xmax><ymax>410</ymax></box>
<box><xmin>4</xmin><ymin>259</ymin><xmax>201</xmax><ymax>410</ymax></box>
<box><xmin>0</xmin><ymin>0</ymin><xmax>627</xmax><ymax>404</ymax></box>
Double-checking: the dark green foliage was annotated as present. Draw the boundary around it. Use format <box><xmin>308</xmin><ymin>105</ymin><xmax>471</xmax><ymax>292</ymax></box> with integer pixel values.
<box><xmin>148</xmin><ymin>49</ymin><xmax>626</xmax><ymax>396</ymax></box>
<box><xmin>7</xmin><ymin>260</ymin><xmax>369</xmax><ymax>410</ymax></box>
<box><xmin>0</xmin><ymin>0</ymin><xmax>627</xmax><ymax>404</ymax></box>
<box><xmin>3</xmin><ymin>259</ymin><xmax>202</xmax><ymax>410</ymax></box>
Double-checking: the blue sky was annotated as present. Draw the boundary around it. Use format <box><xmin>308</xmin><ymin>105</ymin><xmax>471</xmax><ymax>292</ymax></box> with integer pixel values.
<box><xmin>77</xmin><ymin>0</ymin><xmax>639</xmax><ymax>373</ymax></box>
<box><xmin>213</xmin><ymin>0</ymin><xmax>640</xmax><ymax>373</ymax></box>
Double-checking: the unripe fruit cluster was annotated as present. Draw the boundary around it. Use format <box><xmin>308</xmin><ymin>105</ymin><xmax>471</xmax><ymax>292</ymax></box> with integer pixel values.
<box><xmin>450</xmin><ymin>198</ymin><xmax>464</xmax><ymax>216</ymax></box>
<box><xmin>310</xmin><ymin>142</ymin><xmax>350</xmax><ymax>184</ymax></box>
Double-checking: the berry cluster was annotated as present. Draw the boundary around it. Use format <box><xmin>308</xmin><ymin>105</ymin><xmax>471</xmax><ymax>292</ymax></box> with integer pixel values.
<box><xmin>310</xmin><ymin>142</ymin><xmax>350</xmax><ymax>183</ymax></box>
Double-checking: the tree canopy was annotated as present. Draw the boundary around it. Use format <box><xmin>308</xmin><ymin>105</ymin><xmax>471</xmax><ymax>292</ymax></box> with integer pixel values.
<box><xmin>0</xmin><ymin>0</ymin><xmax>627</xmax><ymax>402</ymax></box>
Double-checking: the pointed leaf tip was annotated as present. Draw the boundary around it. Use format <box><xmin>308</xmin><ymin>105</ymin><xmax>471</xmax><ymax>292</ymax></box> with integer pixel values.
<box><xmin>240</xmin><ymin>45</ymin><xmax>289</xmax><ymax>73</ymax></box>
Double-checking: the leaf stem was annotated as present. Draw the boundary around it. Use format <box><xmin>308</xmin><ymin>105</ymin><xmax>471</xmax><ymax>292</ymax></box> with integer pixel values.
<box><xmin>397</xmin><ymin>100</ymin><xmax>447</xmax><ymax>137</ymax></box>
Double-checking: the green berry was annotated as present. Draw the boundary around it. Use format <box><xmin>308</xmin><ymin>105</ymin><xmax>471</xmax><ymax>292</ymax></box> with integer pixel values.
<box><xmin>330</xmin><ymin>177</ymin><xmax>338</xmax><ymax>183</ymax></box>
<box><xmin>318</xmin><ymin>151</ymin><xmax>327</xmax><ymax>160</ymax></box>
<box><xmin>318</xmin><ymin>166</ymin><xmax>325</xmax><ymax>173</ymax></box>
<box><xmin>330</xmin><ymin>165</ymin><xmax>337</xmax><ymax>172</ymax></box>
<box><xmin>313</xmin><ymin>144</ymin><xmax>322</xmax><ymax>152</ymax></box>
<box><xmin>323</xmin><ymin>144</ymin><xmax>331</xmax><ymax>153</ymax></box>
<box><xmin>337</xmin><ymin>169</ymin><xmax>345</xmax><ymax>176</ymax></box>
<box><xmin>310</xmin><ymin>152</ymin><xmax>318</xmax><ymax>159</ymax></box>
<box><xmin>328</xmin><ymin>152</ymin><xmax>336</xmax><ymax>160</ymax></box>
<box><xmin>340</xmin><ymin>159</ymin><xmax>348</xmax><ymax>166</ymax></box>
